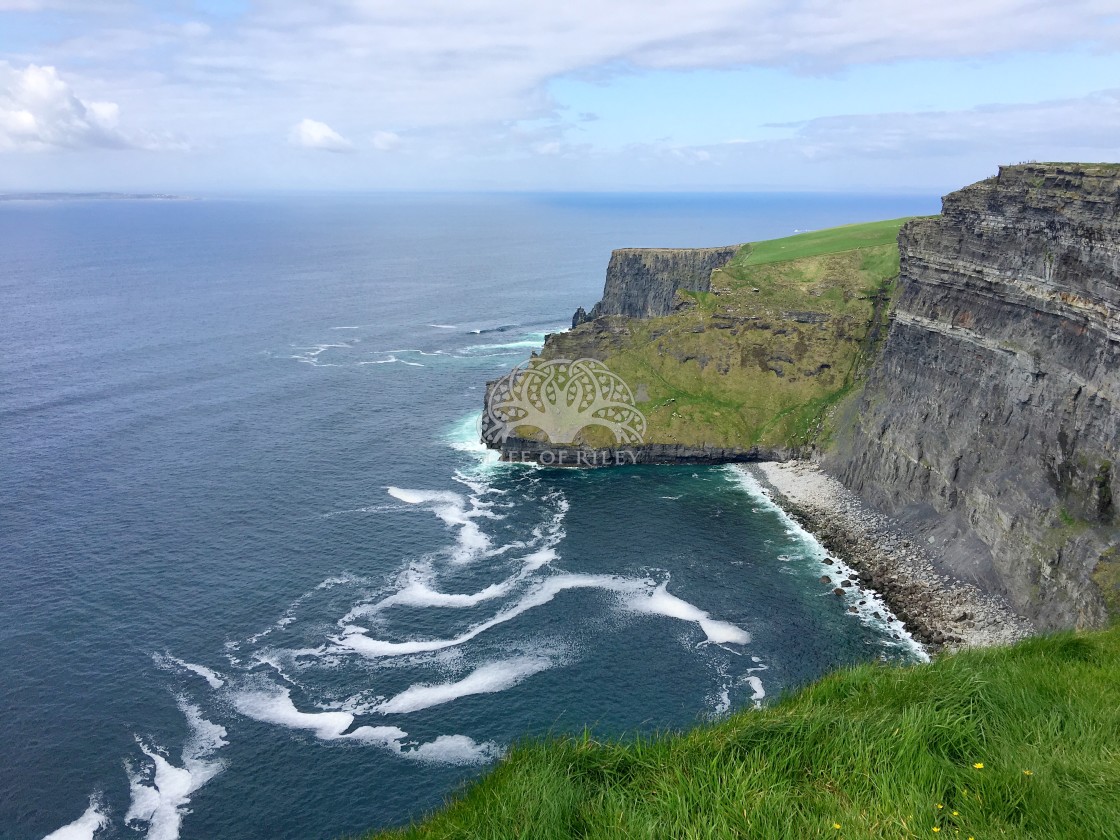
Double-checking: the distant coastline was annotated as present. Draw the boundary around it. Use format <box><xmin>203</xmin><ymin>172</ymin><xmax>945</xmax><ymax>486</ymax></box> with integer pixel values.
<box><xmin>0</xmin><ymin>191</ymin><xmax>188</xmax><ymax>202</ymax></box>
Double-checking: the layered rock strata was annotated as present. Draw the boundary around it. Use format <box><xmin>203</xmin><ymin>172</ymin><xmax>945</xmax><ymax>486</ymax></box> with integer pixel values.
<box><xmin>825</xmin><ymin>164</ymin><xmax>1119</xmax><ymax>629</ymax></box>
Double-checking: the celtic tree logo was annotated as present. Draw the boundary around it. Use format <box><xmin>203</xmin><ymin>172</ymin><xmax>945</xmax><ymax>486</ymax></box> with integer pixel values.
<box><xmin>483</xmin><ymin>358</ymin><xmax>646</xmax><ymax>445</ymax></box>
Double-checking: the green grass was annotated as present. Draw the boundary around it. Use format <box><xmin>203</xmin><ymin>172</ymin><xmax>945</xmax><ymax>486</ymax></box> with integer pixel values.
<box><xmin>732</xmin><ymin>218</ymin><xmax>915</xmax><ymax>267</ymax></box>
<box><xmin>541</xmin><ymin>221</ymin><xmax>906</xmax><ymax>451</ymax></box>
<box><xmin>365</xmin><ymin>626</ymin><xmax>1120</xmax><ymax>839</ymax></box>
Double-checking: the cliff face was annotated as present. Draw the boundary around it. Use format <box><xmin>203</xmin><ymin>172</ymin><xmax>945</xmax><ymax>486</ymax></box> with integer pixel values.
<box><xmin>513</xmin><ymin>225</ymin><xmax>902</xmax><ymax>457</ymax></box>
<box><xmin>825</xmin><ymin>164</ymin><xmax>1120</xmax><ymax>630</ymax></box>
<box><xmin>572</xmin><ymin>245</ymin><xmax>739</xmax><ymax>325</ymax></box>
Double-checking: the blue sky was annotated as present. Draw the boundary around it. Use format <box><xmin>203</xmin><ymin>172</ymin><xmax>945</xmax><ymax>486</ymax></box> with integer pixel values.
<box><xmin>1</xmin><ymin>1</ymin><xmax>1118</xmax><ymax>192</ymax></box>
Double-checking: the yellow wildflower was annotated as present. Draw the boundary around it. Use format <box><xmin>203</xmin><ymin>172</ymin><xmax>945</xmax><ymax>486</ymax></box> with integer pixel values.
<box><xmin>1023</xmin><ymin>769</ymin><xmax>1033</xmax><ymax>776</ymax></box>
<box><xmin>952</xmin><ymin>811</ymin><xmax>959</xmax><ymax>816</ymax></box>
<box><xmin>833</xmin><ymin>824</ymin><xmax>841</xmax><ymax>830</ymax></box>
<box><xmin>932</xmin><ymin>829</ymin><xmax>941</xmax><ymax>834</ymax></box>
<box><xmin>937</xmin><ymin>804</ymin><xmax>943</xmax><ymax>810</ymax></box>
<box><xmin>972</xmin><ymin>762</ymin><xmax>984</xmax><ymax>769</ymax></box>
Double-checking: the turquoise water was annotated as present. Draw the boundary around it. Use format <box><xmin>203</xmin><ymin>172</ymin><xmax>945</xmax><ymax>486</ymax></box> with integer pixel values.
<box><xmin>0</xmin><ymin>193</ymin><xmax>938</xmax><ymax>840</ymax></box>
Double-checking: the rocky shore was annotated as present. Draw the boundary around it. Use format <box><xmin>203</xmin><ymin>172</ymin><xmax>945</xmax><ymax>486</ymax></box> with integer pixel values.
<box><xmin>750</xmin><ymin>460</ymin><xmax>1034</xmax><ymax>652</ymax></box>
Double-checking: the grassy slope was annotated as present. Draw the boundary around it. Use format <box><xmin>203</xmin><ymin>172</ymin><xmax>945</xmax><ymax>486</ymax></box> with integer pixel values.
<box><xmin>366</xmin><ymin>626</ymin><xmax>1120</xmax><ymax>840</ymax></box>
<box><xmin>540</xmin><ymin>219</ymin><xmax>912</xmax><ymax>450</ymax></box>
<box><xmin>735</xmin><ymin>218</ymin><xmax>912</xmax><ymax>266</ymax></box>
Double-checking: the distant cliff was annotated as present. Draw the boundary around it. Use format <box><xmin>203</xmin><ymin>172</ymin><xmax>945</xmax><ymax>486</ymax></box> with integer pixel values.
<box><xmin>825</xmin><ymin>163</ymin><xmax>1119</xmax><ymax>629</ymax></box>
<box><xmin>482</xmin><ymin>164</ymin><xmax>1119</xmax><ymax>630</ymax></box>
<box><xmin>486</xmin><ymin>220</ymin><xmax>904</xmax><ymax>464</ymax></box>
<box><xmin>572</xmin><ymin>246</ymin><xmax>739</xmax><ymax>325</ymax></box>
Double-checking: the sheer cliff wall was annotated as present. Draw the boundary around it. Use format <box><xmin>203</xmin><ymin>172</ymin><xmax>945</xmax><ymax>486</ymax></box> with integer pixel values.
<box><xmin>572</xmin><ymin>246</ymin><xmax>739</xmax><ymax>325</ymax></box>
<box><xmin>825</xmin><ymin>164</ymin><xmax>1120</xmax><ymax>629</ymax></box>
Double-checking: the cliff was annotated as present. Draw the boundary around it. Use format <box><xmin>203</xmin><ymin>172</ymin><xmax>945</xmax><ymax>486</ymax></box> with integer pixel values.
<box><xmin>825</xmin><ymin>163</ymin><xmax>1120</xmax><ymax>629</ymax></box>
<box><xmin>487</xmin><ymin>220</ymin><xmax>906</xmax><ymax>462</ymax></box>
<box><xmin>572</xmin><ymin>245</ymin><xmax>739</xmax><ymax>325</ymax></box>
<box><xmin>481</xmin><ymin>164</ymin><xmax>1119</xmax><ymax>629</ymax></box>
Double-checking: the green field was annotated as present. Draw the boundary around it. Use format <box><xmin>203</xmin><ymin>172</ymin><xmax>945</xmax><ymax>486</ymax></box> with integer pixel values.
<box><xmin>733</xmin><ymin>218</ymin><xmax>915</xmax><ymax>267</ymax></box>
<box><xmin>366</xmin><ymin>626</ymin><xmax>1120</xmax><ymax>839</ymax></box>
<box><xmin>539</xmin><ymin>219</ymin><xmax>911</xmax><ymax>450</ymax></box>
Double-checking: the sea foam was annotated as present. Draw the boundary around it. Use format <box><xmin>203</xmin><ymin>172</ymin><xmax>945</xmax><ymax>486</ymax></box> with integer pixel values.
<box><xmin>726</xmin><ymin>465</ymin><xmax>927</xmax><ymax>661</ymax></box>
<box><xmin>124</xmin><ymin>701</ymin><xmax>227</xmax><ymax>840</ymax></box>
<box><xmin>231</xmin><ymin>684</ymin><xmax>499</xmax><ymax>764</ymax></box>
<box><xmin>373</xmin><ymin>656</ymin><xmax>553</xmax><ymax>714</ymax></box>
<box><xmin>336</xmin><ymin>573</ymin><xmax>750</xmax><ymax>658</ymax></box>
<box><xmin>387</xmin><ymin>486</ymin><xmax>494</xmax><ymax>563</ymax></box>
<box><xmin>41</xmin><ymin>797</ymin><xmax>109</xmax><ymax>840</ymax></box>
<box><xmin>153</xmin><ymin>653</ymin><xmax>225</xmax><ymax>689</ymax></box>
<box><xmin>624</xmin><ymin>582</ymin><xmax>751</xmax><ymax>646</ymax></box>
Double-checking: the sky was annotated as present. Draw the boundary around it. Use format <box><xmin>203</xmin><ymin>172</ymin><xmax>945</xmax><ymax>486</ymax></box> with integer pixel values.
<box><xmin>0</xmin><ymin>0</ymin><xmax>1118</xmax><ymax>193</ymax></box>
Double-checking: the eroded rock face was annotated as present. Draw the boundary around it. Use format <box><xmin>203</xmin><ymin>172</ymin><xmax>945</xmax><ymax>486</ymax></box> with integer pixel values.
<box><xmin>826</xmin><ymin>163</ymin><xmax>1120</xmax><ymax>630</ymax></box>
<box><xmin>572</xmin><ymin>245</ymin><xmax>739</xmax><ymax>325</ymax></box>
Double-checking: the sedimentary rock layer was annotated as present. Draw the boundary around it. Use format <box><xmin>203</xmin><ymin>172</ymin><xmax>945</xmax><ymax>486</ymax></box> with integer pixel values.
<box><xmin>572</xmin><ymin>245</ymin><xmax>739</xmax><ymax>325</ymax></box>
<box><xmin>825</xmin><ymin>164</ymin><xmax>1120</xmax><ymax>630</ymax></box>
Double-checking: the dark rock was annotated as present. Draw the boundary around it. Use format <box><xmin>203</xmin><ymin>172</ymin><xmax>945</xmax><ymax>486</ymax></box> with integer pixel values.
<box><xmin>825</xmin><ymin>163</ymin><xmax>1120</xmax><ymax>631</ymax></box>
<box><xmin>572</xmin><ymin>245</ymin><xmax>739</xmax><ymax>324</ymax></box>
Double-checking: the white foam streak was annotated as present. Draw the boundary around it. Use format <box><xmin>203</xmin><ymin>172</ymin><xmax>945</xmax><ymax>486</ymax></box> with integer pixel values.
<box><xmin>346</xmin><ymin>547</ymin><xmax>558</xmax><ymax>622</ymax></box>
<box><xmin>624</xmin><ymin>583</ymin><xmax>751</xmax><ymax>645</ymax></box>
<box><xmin>153</xmin><ymin>654</ymin><xmax>225</xmax><ymax>688</ymax></box>
<box><xmin>399</xmin><ymin>735</ymin><xmax>502</xmax><ymax>765</ymax></box>
<box><xmin>232</xmin><ymin>685</ymin><xmax>499</xmax><ymax>764</ymax></box>
<box><xmin>338</xmin><ymin>573</ymin><xmax>748</xmax><ymax>658</ymax></box>
<box><xmin>336</xmin><ymin>573</ymin><xmax>646</xmax><ymax>658</ymax></box>
<box><xmin>41</xmin><ymin>797</ymin><xmax>108</xmax><ymax>840</ymax></box>
<box><xmin>386</xmin><ymin>578</ymin><xmax>514</xmax><ymax>610</ymax></box>
<box><xmin>387</xmin><ymin>486</ymin><xmax>494</xmax><ymax>563</ymax></box>
<box><xmin>745</xmin><ymin>675</ymin><xmax>766</xmax><ymax>704</ymax></box>
<box><xmin>233</xmin><ymin>687</ymin><xmax>405</xmax><ymax>743</ymax></box>
<box><xmin>124</xmin><ymin>701</ymin><xmax>227</xmax><ymax>840</ymax></box>
<box><xmin>375</xmin><ymin>656</ymin><xmax>552</xmax><ymax>714</ymax></box>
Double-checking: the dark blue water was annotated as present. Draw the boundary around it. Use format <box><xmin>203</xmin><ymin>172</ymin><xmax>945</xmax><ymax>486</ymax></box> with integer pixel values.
<box><xmin>1</xmin><ymin>193</ymin><xmax>939</xmax><ymax>840</ymax></box>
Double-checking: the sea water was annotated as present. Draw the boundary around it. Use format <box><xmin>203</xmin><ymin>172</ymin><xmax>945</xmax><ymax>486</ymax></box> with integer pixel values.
<box><xmin>0</xmin><ymin>192</ymin><xmax>939</xmax><ymax>839</ymax></box>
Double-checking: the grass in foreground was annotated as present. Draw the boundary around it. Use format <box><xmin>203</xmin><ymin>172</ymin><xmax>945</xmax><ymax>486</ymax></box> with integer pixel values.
<box><xmin>368</xmin><ymin>626</ymin><xmax>1120</xmax><ymax>839</ymax></box>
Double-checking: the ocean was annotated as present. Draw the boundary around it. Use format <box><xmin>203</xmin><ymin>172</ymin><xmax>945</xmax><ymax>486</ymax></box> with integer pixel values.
<box><xmin>0</xmin><ymin>191</ymin><xmax>940</xmax><ymax>840</ymax></box>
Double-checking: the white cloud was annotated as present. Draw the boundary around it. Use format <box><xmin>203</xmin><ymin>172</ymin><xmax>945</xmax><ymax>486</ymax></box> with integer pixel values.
<box><xmin>4</xmin><ymin>2</ymin><xmax>1118</xmax><ymax>185</ymax></box>
<box><xmin>0</xmin><ymin>1</ymin><xmax>74</xmax><ymax>8</ymax></box>
<box><xmin>631</xmin><ymin>89</ymin><xmax>1120</xmax><ymax>186</ymax></box>
<box><xmin>69</xmin><ymin>0</ymin><xmax>1115</xmax><ymax>140</ymax></box>
<box><xmin>776</xmin><ymin>90</ymin><xmax>1120</xmax><ymax>160</ymax></box>
<box><xmin>370</xmin><ymin>130</ymin><xmax>401</xmax><ymax>151</ymax></box>
<box><xmin>290</xmin><ymin>118</ymin><xmax>353</xmax><ymax>152</ymax></box>
<box><xmin>0</xmin><ymin>62</ymin><xmax>133</xmax><ymax>151</ymax></box>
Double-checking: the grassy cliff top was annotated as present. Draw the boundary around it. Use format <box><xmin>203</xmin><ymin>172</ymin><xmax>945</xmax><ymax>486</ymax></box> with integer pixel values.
<box><xmin>537</xmin><ymin>219</ymin><xmax>912</xmax><ymax>451</ymax></box>
<box><xmin>732</xmin><ymin>217</ymin><xmax>913</xmax><ymax>267</ymax></box>
<box><xmin>368</xmin><ymin>625</ymin><xmax>1120</xmax><ymax>839</ymax></box>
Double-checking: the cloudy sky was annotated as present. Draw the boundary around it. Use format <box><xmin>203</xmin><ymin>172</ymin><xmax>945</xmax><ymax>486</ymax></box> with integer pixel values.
<box><xmin>1</xmin><ymin>0</ymin><xmax>1118</xmax><ymax>192</ymax></box>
